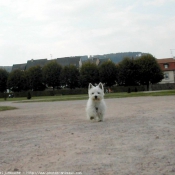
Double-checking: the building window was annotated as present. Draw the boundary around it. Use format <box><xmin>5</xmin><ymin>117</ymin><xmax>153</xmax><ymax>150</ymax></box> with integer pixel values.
<box><xmin>164</xmin><ymin>64</ymin><xmax>169</xmax><ymax>69</ymax></box>
<box><xmin>164</xmin><ymin>72</ymin><xmax>169</xmax><ymax>80</ymax></box>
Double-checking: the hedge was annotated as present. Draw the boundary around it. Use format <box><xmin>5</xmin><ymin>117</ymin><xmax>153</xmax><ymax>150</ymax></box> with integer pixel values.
<box><xmin>0</xmin><ymin>83</ymin><xmax>175</xmax><ymax>98</ymax></box>
<box><xmin>0</xmin><ymin>88</ymin><xmax>88</xmax><ymax>98</ymax></box>
<box><xmin>110</xmin><ymin>85</ymin><xmax>146</xmax><ymax>93</ymax></box>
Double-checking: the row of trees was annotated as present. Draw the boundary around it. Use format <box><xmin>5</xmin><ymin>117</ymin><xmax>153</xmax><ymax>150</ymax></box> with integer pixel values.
<box><xmin>0</xmin><ymin>54</ymin><xmax>163</xmax><ymax>92</ymax></box>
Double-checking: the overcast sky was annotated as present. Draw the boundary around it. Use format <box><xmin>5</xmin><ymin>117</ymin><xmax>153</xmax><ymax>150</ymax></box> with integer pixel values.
<box><xmin>0</xmin><ymin>0</ymin><xmax>175</xmax><ymax>66</ymax></box>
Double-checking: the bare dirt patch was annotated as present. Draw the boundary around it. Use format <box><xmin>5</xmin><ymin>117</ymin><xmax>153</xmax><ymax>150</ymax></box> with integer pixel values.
<box><xmin>0</xmin><ymin>96</ymin><xmax>175</xmax><ymax>175</ymax></box>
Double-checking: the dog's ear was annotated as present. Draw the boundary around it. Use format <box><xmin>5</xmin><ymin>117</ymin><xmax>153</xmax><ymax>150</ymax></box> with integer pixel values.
<box><xmin>98</xmin><ymin>82</ymin><xmax>104</xmax><ymax>90</ymax></box>
<box><xmin>88</xmin><ymin>83</ymin><xmax>94</xmax><ymax>90</ymax></box>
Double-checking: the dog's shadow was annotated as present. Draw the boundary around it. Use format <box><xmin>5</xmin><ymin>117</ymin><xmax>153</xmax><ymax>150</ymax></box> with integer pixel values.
<box><xmin>87</xmin><ymin>117</ymin><xmax>116</xmax><ymax>124</ymax></box>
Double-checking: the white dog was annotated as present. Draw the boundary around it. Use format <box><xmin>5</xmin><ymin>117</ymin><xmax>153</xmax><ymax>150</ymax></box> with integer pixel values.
<box><xmin>86</xmin><ymin>82</ymin><xmax>106</xmax><ymax>122</ymax></box>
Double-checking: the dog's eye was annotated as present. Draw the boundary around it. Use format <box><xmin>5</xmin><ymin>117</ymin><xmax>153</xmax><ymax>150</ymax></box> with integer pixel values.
<box><xmin>92</xmin><ymin>93</ymin><xmax>94</xmax><ymax>95</ymax></box>
<box><xmin>98</xmin><ymin>92</ymin><xmax>100</xmax><ymax>94</ymax></box>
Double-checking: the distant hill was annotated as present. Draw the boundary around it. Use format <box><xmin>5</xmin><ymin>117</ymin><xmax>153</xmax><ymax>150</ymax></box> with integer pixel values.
<box><xmin>0</xmin><ymin>66</ymin><xmax>12</xmax><ymax>72</ymax></box>
<box><xmin>92</xmin><ymin>52</ymin><xmax>148</xmax><ymax>63</ymax></box>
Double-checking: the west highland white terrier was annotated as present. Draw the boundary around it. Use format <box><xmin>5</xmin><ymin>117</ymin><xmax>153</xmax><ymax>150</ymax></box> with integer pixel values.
<box><xmin>86</xmin><ymin>82</ymin><xmax>106</xmax><ymax>122</ymax></box>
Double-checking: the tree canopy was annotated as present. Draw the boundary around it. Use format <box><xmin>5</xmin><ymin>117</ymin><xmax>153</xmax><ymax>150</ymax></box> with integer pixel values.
<box><xmin>136</xmin><ymin>54</ymin><xmax>163</xmax><ymax>90</ymax></box>
<box><xmin>42</xmin><ymin>61</ymin><xmax>62</xmax><ymax>90</ymax></box>
<box><xmin>7</xmin><ymin>69</ymin><xmax>25</xmax><ymax>92</ymax></box>
<box><xmin>99</xmin><ymin>61</ymin><xmax>117</xmax><ymax>87</ymax></box>
<box><xmin>27</xmin><ymin>66</ymin><xmax>45</xmax><ymax>91</ymax></box>
<box><xmin>117</xmin><ymin>57</ymin><xmax>139</xmax><ymax>86</ymax></box>
<box><xmin>60</xmin><ymin>65</ymin><xmax>80</xmax><ymax>89</ymax></box>
<box><xmin>80</xmin><ymin>62</ymin><xmax>99</xmax><ymax>87</ymax></box>
<box><xmin>0</xmin><ymin>68</ymin><xmax>9</xmax><ymax>93</ymax></box>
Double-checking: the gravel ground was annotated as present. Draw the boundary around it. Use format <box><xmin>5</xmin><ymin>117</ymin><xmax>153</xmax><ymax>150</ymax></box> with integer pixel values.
<box><xmin>0</xmin><ymin>96</ymin><xmax>175</xmax><ymax>175</ymax></box>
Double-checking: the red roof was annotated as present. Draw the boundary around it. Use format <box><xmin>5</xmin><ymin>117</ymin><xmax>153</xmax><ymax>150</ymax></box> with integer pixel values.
<box><xmin>157</xmin><ymin>58</ymin><xmax>175</xmax><ymax>63</ymax></box>
<box><xmin>157</xmin><ymin>58</ymin><xmax>175</xmax><ymax>71</ymax></box>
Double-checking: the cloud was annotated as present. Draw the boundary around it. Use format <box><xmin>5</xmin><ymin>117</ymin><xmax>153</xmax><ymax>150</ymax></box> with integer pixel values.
<box><xmin>0</xmin><ymin>0</ymin><xmax>175</xmax><ymax>65</ymax></box>
<box><xmin>143</xmin><ymin>0</ymin><xmax>175</xmax><ymax>6</ymax></box>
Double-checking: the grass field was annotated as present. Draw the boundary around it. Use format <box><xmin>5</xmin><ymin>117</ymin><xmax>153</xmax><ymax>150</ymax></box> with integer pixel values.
<box><xmin>0</xmin><ymin>90</ymin><xmax>175</xmax><ymax>103</ymax></box>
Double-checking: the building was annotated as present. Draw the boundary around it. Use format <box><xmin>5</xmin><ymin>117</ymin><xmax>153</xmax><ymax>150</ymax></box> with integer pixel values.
<box><xmin>56</xmin><ymin>56</ymin><xmax>81</xmax><ymax>68</ymax></box>
<box><xmin>0</xmin><ymin>66</ymin><xmax>12</xmax><ymax>72</ymax></box>
<box><xmin>11</xmin><ymin>56</ymin><xmax>88</xmax><ymax>71</ymax></box>
<box><xmin>157</xmin><ymin>58</ymin><xmax>175</xmax><ymax>84</ymax></box>
<box><xmin>25</xmin><ymin>59</ymin><xmax>48</xmax><ymax>70</ymax></box>
<box><xmin>12</xmin><ymin>59</ymin><xmax>48</xmax><ymax>71</ymax></box>
<box><xmin>11</xmin><ymin>63</ymin><xmax>26</xmax><ymax>71</ymax></box>
<box><xmin>81</xmin><ymin>57</ymin><xmax>111</xmax><ymax>67</ymax></box>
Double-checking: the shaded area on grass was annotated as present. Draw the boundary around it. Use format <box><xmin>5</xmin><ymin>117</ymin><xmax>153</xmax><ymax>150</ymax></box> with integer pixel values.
<box><xmin>0</xmin><ymin>106</ymin><xmax>18</xmax><ymax>112</ymax></box>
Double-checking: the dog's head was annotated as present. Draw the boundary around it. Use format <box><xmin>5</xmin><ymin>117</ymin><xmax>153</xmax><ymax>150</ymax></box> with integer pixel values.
<box><xmin>88</xmin><ymin>82</ymin><xmax>104</xmax><ymax>101</ymax></box>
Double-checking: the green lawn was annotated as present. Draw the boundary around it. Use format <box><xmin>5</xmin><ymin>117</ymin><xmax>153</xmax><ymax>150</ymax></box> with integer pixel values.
<box><xmin>105</xmin><ymin>90</ymin><xmax>175</xmax><ymax>98</ymax></box>
<box><xmin>0</xmin><ymin>90</ymin><xmax>175</xmax><ymax>103</ymax></box>
<box><xmin>0</xmin><ymin>106</ymin><xmax>17</xmax><ymax>111</ymax></box>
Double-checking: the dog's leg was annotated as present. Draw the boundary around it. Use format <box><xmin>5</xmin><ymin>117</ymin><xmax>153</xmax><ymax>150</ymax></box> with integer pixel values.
<box><xmin>87</xmin><ymin>115</ymin><xmax>94</xmax><ymax>120</ymax></box>
<box><xmin>97</xmin><ymin>113</ymin><xmax>103</xmax><ymax>122</ymax></box>
<box><xmin>90</xmin><ymin>116</ymin><xmax>94</xmax><ymax>120</ymax></box>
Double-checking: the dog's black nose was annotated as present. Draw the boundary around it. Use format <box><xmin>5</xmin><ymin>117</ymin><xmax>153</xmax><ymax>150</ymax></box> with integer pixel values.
<box><xmin>95</xmin><ymin>96</ymin><xmax>97</xmax><ymax>99</ymax></box>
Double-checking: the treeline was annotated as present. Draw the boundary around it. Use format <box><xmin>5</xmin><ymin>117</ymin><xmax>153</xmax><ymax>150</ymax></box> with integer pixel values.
<box><xmin>0</xmin><ymin>54</ymin><xmax>163</xmax><ymax>93</ymax></box>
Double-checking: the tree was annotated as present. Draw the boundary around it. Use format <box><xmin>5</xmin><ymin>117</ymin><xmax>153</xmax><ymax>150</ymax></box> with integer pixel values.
<box><xmin>60</xmin><ymin>65</ymin><xmax>80</xmax><ymax>89</ymax></box>
<box><xmin>117</xmin><ymin>57</ymin><xmax>139</xmax><ymax>86</ymax></box>
<box><xmin>99</xmin><ymin>61</ymin><xmax>117</xmax><ymax>87</ymax></box>
<box><xmin>22</xmin><ymin>71</ymin><xmax>30</xmax><ymax>91</ymax></box>
<box><xmin>0</xmin><ymin>68</ymin><xmax>9</xmax><ymax>92</ymax></box>
<box><xmin>27</xmin><ymin>66</ymin><xmax>45</xmax><ymax>91</ymax></box>
<box><xmin>42</xmin><ymin>61</ymin><xmax>62</xmax><ymax>90</ymax></box>
<box><xmin>80</xmin><ymin>62</ymin><xmax>99</xmax><ymax>88</ymax></box>
<box><xmin>7</xmin><ymin>69</ymin><xmax>26</xmax><ymax>92</ymax></box>
<box><xmin>136</xmin><ymin>54</ymin><xmax>163</xmax><ymax>90</ymax></box>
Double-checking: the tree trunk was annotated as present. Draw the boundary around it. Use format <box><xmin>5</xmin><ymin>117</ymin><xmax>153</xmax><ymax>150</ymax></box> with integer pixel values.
<box><xmin>146</xmin><ymin>82</ymin><xmax>149</xmax><ymax>91</ymax></box>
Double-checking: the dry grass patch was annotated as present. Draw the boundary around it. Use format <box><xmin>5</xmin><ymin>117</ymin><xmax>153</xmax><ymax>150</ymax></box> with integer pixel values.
<box><xmin>0</xmin><ymin>106</ymin><xmax>17</xmax><ymax>111</ymax></box>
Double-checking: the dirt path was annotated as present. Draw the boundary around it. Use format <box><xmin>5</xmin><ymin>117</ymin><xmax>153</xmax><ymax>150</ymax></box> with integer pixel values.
<box><xmin>0</xmin><ymin>96</ymin><xmax>175</xmax><ymax>175</ymax></box>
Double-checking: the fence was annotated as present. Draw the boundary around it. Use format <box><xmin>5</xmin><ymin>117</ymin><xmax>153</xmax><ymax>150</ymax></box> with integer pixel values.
<box><xmin>150</xmin><ymin>83</ymin><xmax>175</xmax><ymax>91</ymax></box>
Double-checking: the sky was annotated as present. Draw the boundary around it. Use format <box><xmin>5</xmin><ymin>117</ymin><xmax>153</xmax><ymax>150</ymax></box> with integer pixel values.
<box><xmin>0</xmin><ymin>0</ymin><xmax>175</xmax><ymax>66</ymax></box>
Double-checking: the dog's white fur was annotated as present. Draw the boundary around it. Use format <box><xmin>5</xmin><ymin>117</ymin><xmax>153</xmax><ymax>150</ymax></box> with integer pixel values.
<box><xmin>86</xmin><ymin>82</ymin><xmax>106</xmax><ymax>122</ymax></box>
